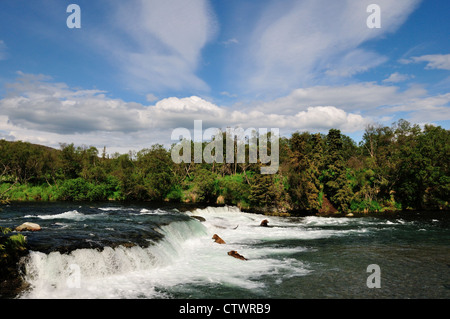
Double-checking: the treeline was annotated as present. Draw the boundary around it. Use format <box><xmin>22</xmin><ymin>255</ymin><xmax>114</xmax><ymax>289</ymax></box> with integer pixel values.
<box><xmin>0</xmin><ymin>119</ymin><xmax>449</xmax><ymax>214</ymax></box>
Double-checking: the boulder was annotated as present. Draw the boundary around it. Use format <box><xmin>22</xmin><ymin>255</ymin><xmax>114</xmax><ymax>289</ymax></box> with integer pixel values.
<box><xmin>228</xmin><ymin>250</ymin><xmax>247</xmax><ymax>261</ymax></box>
<box><xmin>212</xmin><ymin>234</ymin><xmax>226</xmax><ymax>244</ymax></box>
<box><xmin>15</xmin><ymin>222</ymin><xmax>41</xmax><ymax>232</ymax></box>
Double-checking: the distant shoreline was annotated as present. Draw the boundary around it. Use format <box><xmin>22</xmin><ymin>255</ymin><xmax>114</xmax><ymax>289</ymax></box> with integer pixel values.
<box><xmin>2</xmin><ymin>199</ymin><xmax>447</xmax><ymax>218</ymax></box>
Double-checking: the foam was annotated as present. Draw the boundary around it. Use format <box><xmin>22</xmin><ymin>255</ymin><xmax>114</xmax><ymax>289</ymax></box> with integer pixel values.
<box><xmin>20</xmin><ymin>206</ymin><xmax>316</xmax><ymax>298</ymax></box>
<box><xmin>25</xmin><ymin>210</ymin><xmax>92</xmax><ymax>221</ymax></box>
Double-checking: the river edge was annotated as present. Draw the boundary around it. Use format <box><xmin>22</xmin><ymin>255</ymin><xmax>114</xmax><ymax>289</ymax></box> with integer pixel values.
<box><xmin>3</xmin><ymin>198</ymin><xmax>448</xmax><ymax>216</ymax></box>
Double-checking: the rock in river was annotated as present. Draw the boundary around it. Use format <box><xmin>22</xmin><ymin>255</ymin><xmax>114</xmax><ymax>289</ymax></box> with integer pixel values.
<box><xmin>15</xmin><ymin>222</ymin><xmax>41</xmax><ymax>232</ymax></box>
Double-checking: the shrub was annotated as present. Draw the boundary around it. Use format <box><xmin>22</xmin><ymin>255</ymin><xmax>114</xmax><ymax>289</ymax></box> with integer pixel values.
<box><xmin>218</xmin><ymin>173</ymin><xmax>250</xmax><ymax>205</ymax></box>
<box><xmin>166</xmin><ymin>185</ymin><xmax>183</xmax><ymax>202</ymax></box>
<box><xmin>0</xmin><ymin>227</ymin><xmax>28</xmax><ymax>280</ymax></box>
<box><xmin>191</xmin><ymin>168</ymin><xmax>218</xmax><ymax>203</ymax></box>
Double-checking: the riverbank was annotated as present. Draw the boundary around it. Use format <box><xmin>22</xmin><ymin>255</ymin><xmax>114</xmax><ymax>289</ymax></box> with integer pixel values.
<box><xmin>2</xmin><ymin>196</ymin><xmax>447</xmax><ymax>218</ymax></box>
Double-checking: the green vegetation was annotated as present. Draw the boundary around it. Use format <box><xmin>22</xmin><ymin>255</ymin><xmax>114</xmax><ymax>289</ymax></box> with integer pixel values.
<box><xmin>0</xmin><ymin>226</ymin><xmax>27</xmax><ymax>287</ymax></box>
<box><xmin>0</xmin><ymin>120</ymin><xmax>449</xmax><ymax>215</ymax></box>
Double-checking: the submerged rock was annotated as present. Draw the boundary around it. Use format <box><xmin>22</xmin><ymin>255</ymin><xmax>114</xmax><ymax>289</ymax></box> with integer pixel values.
<box><xmin>15</xmin><ymin>222</ymin><xmax>41</xmax><ymax>232</ymax></box>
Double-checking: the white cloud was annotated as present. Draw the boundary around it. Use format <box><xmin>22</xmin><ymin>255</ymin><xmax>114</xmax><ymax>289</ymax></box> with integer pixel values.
<box><xmin>235</xmin><ymin>0</ymin><xmax>421</xmax><ymax>94</ymax></box>
<box><xmin>383</xmin><ymin>72</ymin><xmax>414</xmax><ymax>83</ymax></box>
<box><xmin>406</xmin><ymin>54</ymin><xmax>450</xmax><ymax>71</ymax></box>
<box><xmin>227</xmin><ymin>106</ymin><xmax>369</xmax><ymax>133</ymax></box>
<box><xmin>146</xmin><ymin>94</ymin><xmax>159</xmax><ymax>103</ymax></box>
<box><xmin>326</xmin><ymin>50</ymin><xmax>388</xmax><ymax>77</ymax></box>
<box><xmin>257</xmin><ymin>82</ymin><xmax>427</xmax><ymax>115</ymax></box>
<box><xmin>0</xmin><ymin>73</ymin><xmax>375</xmax><ymax>152</ymax></box>
<box><xmin>391</xmin><ymin>93</ymin><xmax>450</xmax><ymax>124</ymax></box>
<box><xmin>0</xmin><ymin>73</ymin><xmax>147</xmax><ymax>135</ymax></box>
<box><xmin>249</xmin><ymin>81</ymin><xmax>450</xmax><ymax>128</ymax></box>
<box><xmin>90</xmin><ymin>0</ymin><xmax>218</xmax><ymax>93</ymax></box>
<box><xmin>1</xmin><ymin>71</ymin><xmax>447</xmax><ymax>153</ymax></box>
<box><xmin>220</xmin><ymin>91</ymin><xmax>238</xmax><ymax>98</ymax></box>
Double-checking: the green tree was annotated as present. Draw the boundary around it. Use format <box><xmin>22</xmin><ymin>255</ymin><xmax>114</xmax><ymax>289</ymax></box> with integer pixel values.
<box><xmin>323</xmin><ymin>129</ymin><xmax>354</xmax><ymax>212</ymax></box>
<box><xmin>393</xmin><ymin>122</ymin><xmax>450</xmax><ymax>209</ymax></box>
<box><xmin>1</xmin><ymin>226</ymin><xmax>28</xmax><ymax>283</ymax></box>
<box><xmin>420</xmin><ymin>125</ymin><xmax>450</xmax><ymax>208</ymax></box>
<box><xmin>59</xmin><ymin>143</ymin><xmax>82</xmax><ymax>179</ymax></box>
<box><xmin>136</xmin><ymin>144</ymin><xmax>175</xmax><ymax>200</ymax></box>
<box><xmin>391</xmin><ymin>120</ymin><xmax>423</xmax><ymax>209</ymax></box>
<box><xmin>191</xmin><ymin>167</ymin><xmax>218</xmax><ymax>203</ymax></box>
<box><xmin>286</xmin><ymin>132</ymin><xmax>322</xmax><ymax>211</ymax></box>
<box><xmin>248</xmin><ymin>172</ymin><xmax>277</xmax><ymax>208</ymax></box>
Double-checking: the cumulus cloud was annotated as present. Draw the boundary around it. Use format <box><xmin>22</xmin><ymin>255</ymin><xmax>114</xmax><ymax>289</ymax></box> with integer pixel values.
<box><xmin>1</xmin><ymin>70</ymin><xmax>447</xmax><ymax>154</ymax></box>
<box><xmin>247</xmin><ymin>81</ymin><xmax>449</xmax><ymax>129</ymax></box>
<box><xmin>0</xmin><ymin>73</ymin><xmax>375</xmax><ymax>152</ymax></box>
<box><xmin>149</xmin><ymin>96</ymin><xmax>369</xmax><ymax>133</ymax></box>
<box><xmin>227</xmin><ymin>106</ymin><xmax>369</xmax><ymax>134</ymax></box>
<box><xmin>1</xmin><ymin>73</ymin><xmax>145</xmax><ymax>135</ymax></box>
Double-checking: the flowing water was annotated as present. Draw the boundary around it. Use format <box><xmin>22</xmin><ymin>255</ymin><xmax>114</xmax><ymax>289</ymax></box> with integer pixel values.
<box><xmin>1</xmin><ymin>202</ymin><xmax>449</xmax><ymax>299</ymax></box>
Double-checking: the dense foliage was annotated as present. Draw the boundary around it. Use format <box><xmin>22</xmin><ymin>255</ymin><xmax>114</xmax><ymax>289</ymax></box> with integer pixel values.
<box><xmin>0</xmin><ymin>120</ymin><xmax>448</xmax><ymax>214</ymax></box>
<box><xmin>0</xmin><ymin>226</ymin><xmax>27</xmax><ymax>288</ymax></box>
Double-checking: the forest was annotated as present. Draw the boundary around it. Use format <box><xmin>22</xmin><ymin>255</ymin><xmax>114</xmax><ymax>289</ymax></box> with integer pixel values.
<box><xmin>0</xmin><ymin>119</ymin><xmax>449</xmax><ymax>215</ymax></box>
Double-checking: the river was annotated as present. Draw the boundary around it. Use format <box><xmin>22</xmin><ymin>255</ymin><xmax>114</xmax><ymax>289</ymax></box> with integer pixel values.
<box><xmin>1</xmin><ymin>202</ymin><xmax>449</xmax><ymax>299</ymax></box>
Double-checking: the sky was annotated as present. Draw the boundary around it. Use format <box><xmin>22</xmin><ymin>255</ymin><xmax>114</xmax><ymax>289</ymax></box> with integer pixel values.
<box><xmin>0</xmin><ymin>0</ymin><xmax>449</xmax><ymax>154</ymax></box>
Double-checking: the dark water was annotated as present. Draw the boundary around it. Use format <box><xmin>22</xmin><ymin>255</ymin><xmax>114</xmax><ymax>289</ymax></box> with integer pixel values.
<box><xmin>1</xmin><ymin>202</ymin><xmax>449</xmax><ymax>299</ymax></box>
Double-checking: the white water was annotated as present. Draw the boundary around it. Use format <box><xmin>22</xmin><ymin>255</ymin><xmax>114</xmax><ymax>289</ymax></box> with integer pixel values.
<box><xmin>24</xmin><ymin>210</ymin><xmax>92</xmax><ymax>221</ymax></box>
<box><xmin>7</xmin><ymin>203</ymin><xmax>448</xmax><ymax>299</ymax></box>
<box><xmin>18</xmin><ymin>206</ymin><xmax>378</xmax><ymax>299</ymax></box>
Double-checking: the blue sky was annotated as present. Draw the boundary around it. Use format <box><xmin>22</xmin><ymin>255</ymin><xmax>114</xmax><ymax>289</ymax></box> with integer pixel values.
<box><xmin>0</xmin><ymin>0</ymin><xmax>449</xmax><ymax>153</ymax></box>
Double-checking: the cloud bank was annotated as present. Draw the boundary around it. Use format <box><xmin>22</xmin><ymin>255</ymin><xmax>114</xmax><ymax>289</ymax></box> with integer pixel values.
<box><xmin>0</xmin><ymin>73</ymin><xmax>372</xmax><ymax>153</ymax></box>
<box><xmin>1</xmin><ymin>72</ymin><xmax>448</xmax><ymax>154</ymax></box>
